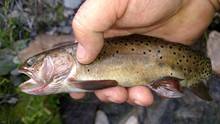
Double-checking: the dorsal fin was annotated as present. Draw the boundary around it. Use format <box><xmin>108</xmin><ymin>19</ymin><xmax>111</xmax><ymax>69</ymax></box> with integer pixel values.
<box><xmin>52</xmin><ymin>41</ymin><xmax>76</xmax><ymax>49</ymax></box>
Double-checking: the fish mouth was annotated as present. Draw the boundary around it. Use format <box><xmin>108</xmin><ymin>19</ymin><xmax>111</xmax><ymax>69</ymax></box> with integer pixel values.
<box><xmin>18</xmin><ymin>66</ymin><xmax>47</xmax><ymax>95</ymax></box>
<box><xmin>19</xmin><ymin>66</ymin><xmax>35</xmax><ymax>79</ymax></box>
<box><xmin>19</xmin><ymin>79</ymin><xmax>48</xmax><ymax>95</ymax></box>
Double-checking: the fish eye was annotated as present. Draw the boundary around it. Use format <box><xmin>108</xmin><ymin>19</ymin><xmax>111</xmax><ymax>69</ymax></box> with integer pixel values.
<box><xmin>26</xmin><ymin>57</ymin><xmax>36</xmax><ymax>67</ymax></box>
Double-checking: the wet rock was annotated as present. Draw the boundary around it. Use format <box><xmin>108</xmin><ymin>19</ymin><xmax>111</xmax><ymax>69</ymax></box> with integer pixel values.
<box><xmin>209</xmin><ymin>77</ymin><xmax>220</xmax><ymax>102</ymax></box>
<box><xmin>63</xmin><ymin>0</ymin><xmax>83</xmax><ymax>9</ymax></box>
<box><xmin>95</xmin><ymin>110</ymin><xmax>109</xmax><ymax>124</ymax></box>
<box><xmin>125</xmin><ymin>116</ymin><xmax>138</xmax><ymax>124</ymax></box>
<box><xmin>175</xmin><ymin>105</ymin><xmax>203</xmax><ymax>119</ymax></box>
<box><xmin>0</xmin><ymin>94</ymin><xmax>18</xmax><ymax>105</ymax></box>
<box><xmin>100</xmin><ymin>103</ymin><xmax>133</xmax><ymax>124</ymax></box>
<box><xmin>207</xmin><ymin>31</ymin><xmax>220</xmax><ymax>74</ymax></box>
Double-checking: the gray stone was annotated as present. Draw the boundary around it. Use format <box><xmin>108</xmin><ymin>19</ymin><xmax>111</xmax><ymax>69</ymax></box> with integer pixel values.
<box><xmin>95</xmin><ymin>110</ymin><xmax>109</xmax><ymax>124</ymax></box>
<box><xmin>63</xmin><ymin>0</ymin><xmax>83</xmax><ymax>9</ymax></box>
<box><xmin>207</xmin><ymin>31</ymin><xmax>220</xmax><ymax>74</ymax></box>
<box><xmin>7</xmin><ymin>97</ymin><xmax>18</xmax><ymax>104</ymax></box>
<box><xmin>125</xmin><ymin>116</ymin><xmax>139</xmax><ymax>124</ymax></box>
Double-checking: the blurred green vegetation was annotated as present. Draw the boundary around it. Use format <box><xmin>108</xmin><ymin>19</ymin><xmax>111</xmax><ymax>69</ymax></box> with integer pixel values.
<box><xmin>0</xmin><ymin>0</ymin><xmax>62</xmax><ymax>123</ymax></box>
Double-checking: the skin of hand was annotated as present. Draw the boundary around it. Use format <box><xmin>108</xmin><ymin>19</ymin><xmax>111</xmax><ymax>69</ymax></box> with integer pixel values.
<box><xmin>71</xmin><ymin>0</ymin><xmax>219</xmax><ymax>106</ymax></box>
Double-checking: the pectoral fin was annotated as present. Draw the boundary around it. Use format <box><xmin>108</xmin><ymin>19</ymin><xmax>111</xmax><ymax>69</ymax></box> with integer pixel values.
<box><xmin>69</xmin><ymin>79</ymin><xmax>118</xmax><ymax>90</ymax></box>
<box><xmin>146</xmin><ymin>76</ymin><xmax>184</xmax><ymax>98</ymax></box>
<box><xmin>189</xmin><ymin>82</ymin><xmax>212</xmax><ymax>101</ymax></box>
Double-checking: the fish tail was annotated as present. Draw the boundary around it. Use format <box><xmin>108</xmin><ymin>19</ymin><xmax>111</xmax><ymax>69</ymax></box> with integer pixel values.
<box><xmin>189</xmin><ymin>81</ymin><xmax>212</xmax><ymax>101</ymax></box>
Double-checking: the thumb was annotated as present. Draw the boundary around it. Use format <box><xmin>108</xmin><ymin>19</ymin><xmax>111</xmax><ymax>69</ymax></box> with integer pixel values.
<box><xmin>72</xmin><ymin>0</ymin><xmax>126</xmax><ymax>64</ymax></box>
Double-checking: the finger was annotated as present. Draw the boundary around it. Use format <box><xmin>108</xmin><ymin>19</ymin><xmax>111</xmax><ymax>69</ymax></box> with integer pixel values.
<box><xmin>95</xmin><ymin>86</ymin><xmax>128</xmax><ymax>103</ymax></box>
<box><xmin>69</xmin><ymin>93</ymin><xmax>86</xmax><ymax>100</ymax></box>
<box><xmin>72</xmin><ymin>0</ymin><xmax>127</xmax><ymax>64</ymax></box>
<box><xmin>127</xmin><ymin>86</ymin><xmax>154</xmax><ymax>106</ymax></box>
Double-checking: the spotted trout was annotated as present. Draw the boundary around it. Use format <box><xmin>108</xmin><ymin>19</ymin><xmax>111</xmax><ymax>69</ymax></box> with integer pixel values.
<box><xmin>19</xmin><ymin>35</ymin><xmax>213</xmax><ymax>101</ymax></box>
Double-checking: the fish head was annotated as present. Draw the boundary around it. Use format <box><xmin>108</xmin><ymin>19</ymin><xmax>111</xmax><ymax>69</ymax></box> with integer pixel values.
<box><xmin>19</xmin><ymin>48</ymin><xmax>75</xmax><ymax>95</ymax></box>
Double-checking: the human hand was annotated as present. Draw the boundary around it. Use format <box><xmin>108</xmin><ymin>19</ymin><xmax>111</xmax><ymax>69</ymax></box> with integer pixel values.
<box><xmin>70</xmin><ymin>0</ymin><xmax>219</xmax><ymax>106</ymax></box>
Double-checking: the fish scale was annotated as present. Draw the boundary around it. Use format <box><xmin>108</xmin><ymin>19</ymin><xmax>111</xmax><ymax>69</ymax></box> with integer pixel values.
<box><xmin>75</xmin><ymin>35</ymin><xmax>211</xmax><ymax>88</ymax></box>
<box><xmin>19</xmin><ymin>35</ymin><xmax>213</xmax><ymax>101</ymax></box>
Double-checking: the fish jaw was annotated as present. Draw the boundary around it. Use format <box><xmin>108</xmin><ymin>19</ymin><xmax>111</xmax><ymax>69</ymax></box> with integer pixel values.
<box><xmin>19</xmin><ymin>79</ymin><xmax>48</xmax><ymax>95</ymax></box>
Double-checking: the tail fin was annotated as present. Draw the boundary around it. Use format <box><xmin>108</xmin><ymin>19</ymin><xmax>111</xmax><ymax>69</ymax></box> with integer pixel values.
<box><xmin>189</xmin><ymin>82</ymin><xmax>212</xmax><ymax>101</ymax></box>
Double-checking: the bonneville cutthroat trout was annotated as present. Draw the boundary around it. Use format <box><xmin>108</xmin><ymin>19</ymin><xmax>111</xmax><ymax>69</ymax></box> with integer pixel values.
<box><xmin>18</xmin><ymin>35</ymin><xmax>213</xmax><ymax>101</ymax></box>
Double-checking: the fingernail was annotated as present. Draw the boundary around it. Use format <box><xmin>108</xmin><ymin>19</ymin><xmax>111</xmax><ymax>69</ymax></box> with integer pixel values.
<box><xmin>77</xmin><ymin>43</ymin><xmax>87</xmax><ymax>60</ymax></box>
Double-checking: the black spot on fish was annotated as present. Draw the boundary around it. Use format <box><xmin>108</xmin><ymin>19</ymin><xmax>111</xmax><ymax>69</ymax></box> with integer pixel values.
<box><xmin>125</xmin><ymin>43</ymin><xmax>128</xmax><ymax>46</ymax></box>
<box><xmin>186</xmin><ymin>59</ymin><xmax>189</xmax><ymax>62</ymax></box>
<box><xmin>143</xmin><ymin>52</ymin><xmax>146</xmax><ymax>54</ymax></box>
<box><xmin>116</xmin><ymin>50</ymin><xmax>119</xmax><ymax>54</ymax></box>
<box><xmin>145</xmin><ymin>43</ymin><xmax>149</xmax><ymax>46</ymax></box>
<box><xmin>148</xmin><ymin>49</ymin><xmax>151</xmax><ymax>52</ymax></box>
<box><xmin>173</xmin><ymin>52</ymin><xmax>176</xmax><ymax>55</ymax></box>
<box><xmin>170</xmin><ymin>73</ymin><xmax>173</xmax><ymax>75</ymax></box>
<box><xmin>131</xmin><ymin>48</ymin><xmax>135</xmax><ymax>51</ymax></box>
<box><xmin>169</xmin><ymin>46</ymin><xmax>173</xmax><ymax>49</ymax></box>
<box><xmin>177</xmin><ymin>62</ymin><xmax>179</xmax><ymax>65</ymax></box>
<box><xmin>87</xmin><ymin>69</ymin><xmax>90</xmax><ymax>72</ymax></box>
<box><xmin>160</xmin><ymin>56</ymin><xmax>162</xmax><ymax>59</ymax></box>
<box><xmin>160</xmin><ymin>45</ymin><xmax>164</xmax><ymax>48</ymax></box>
<box><xmin>157</xmin><ymin>50</ymin><xmax>160</xmax><ymax>53</ymax></box>
<box><xmin>179</xmin><ymin>59</ymin><xmax>182</xmax><ymax>62</ymax></box>
<box><xmin>182</xmin><ymin>55</ymin><xmax>185</xmax><ymax>58</ymax></box>
<box><xmin>189</xmin><ymin>55</ymin><xmax>192</xmax><ymax>58</ymax></box>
